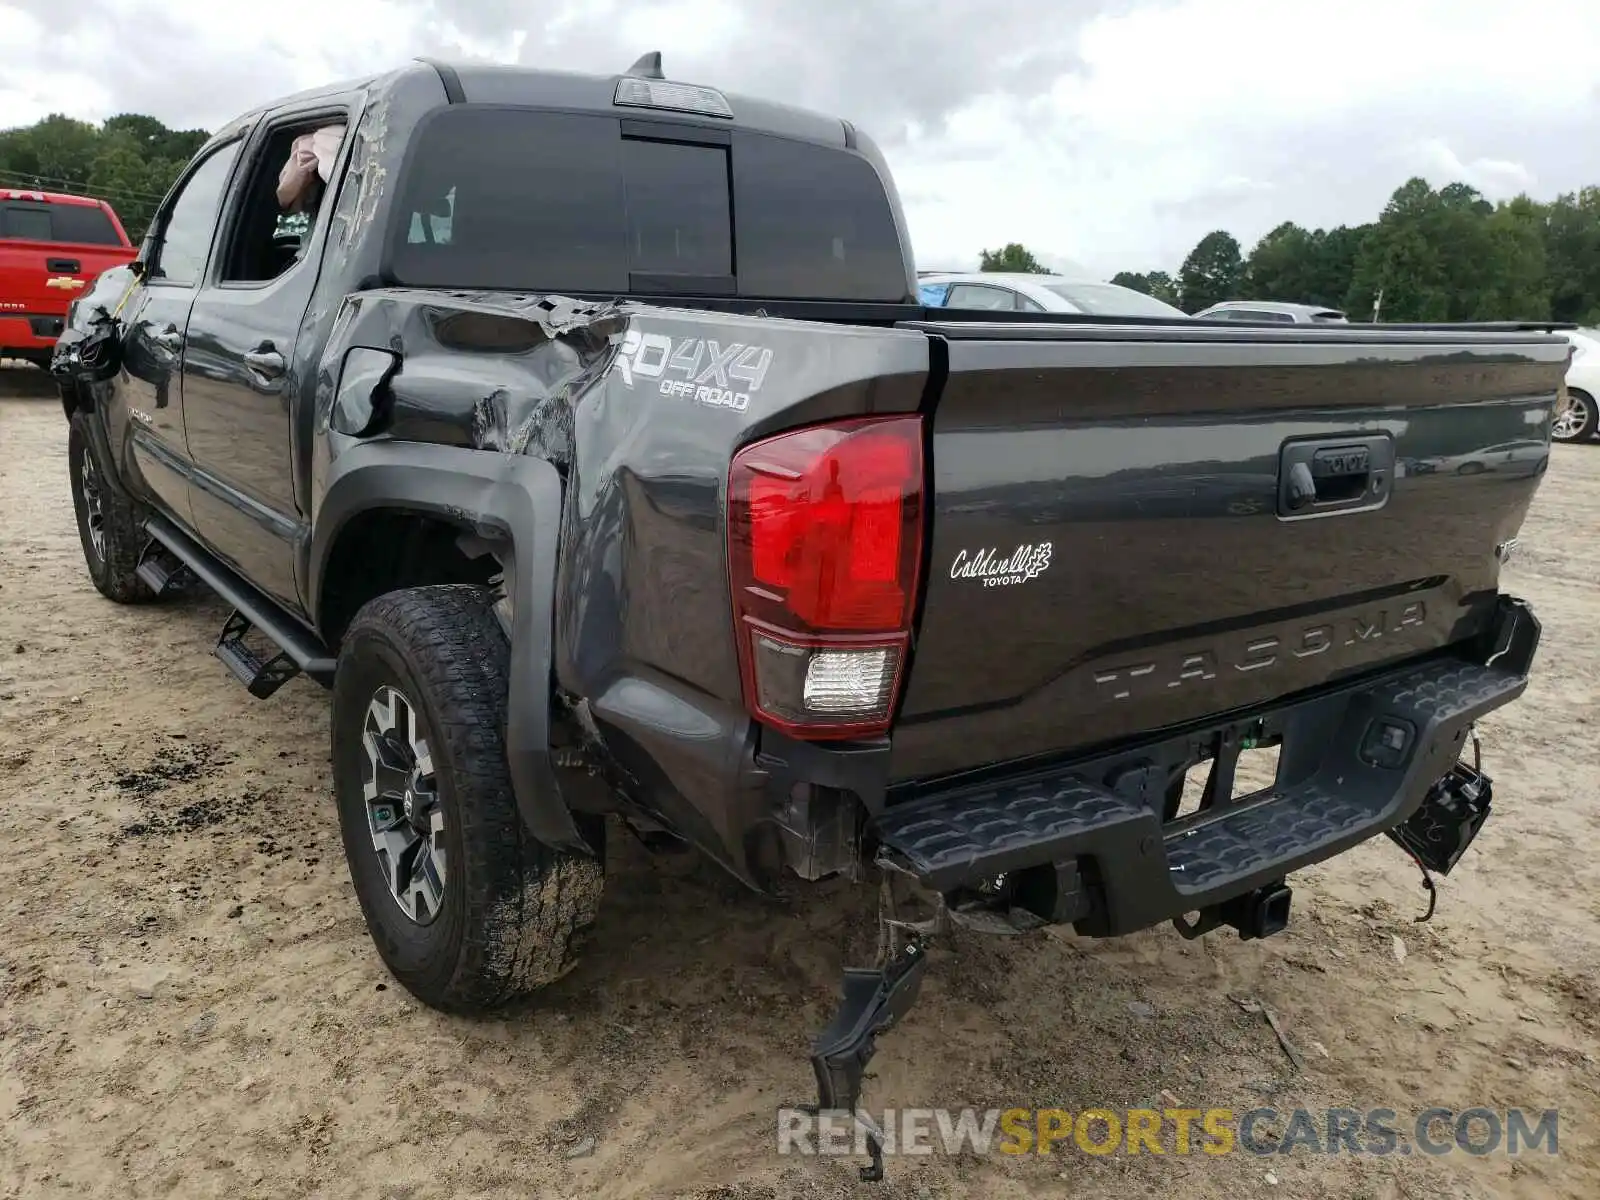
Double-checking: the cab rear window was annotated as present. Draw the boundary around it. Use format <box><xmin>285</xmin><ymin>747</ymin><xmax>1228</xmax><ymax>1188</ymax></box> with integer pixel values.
<box><xmin>387</xmin><ymin>106</ymin><xmax>909</xmax><ymax>302</ymax></box>
<box><xmin>0</xmin><ymin>201</ymin><xmax>122</xmax><ymax>245</ymax></box>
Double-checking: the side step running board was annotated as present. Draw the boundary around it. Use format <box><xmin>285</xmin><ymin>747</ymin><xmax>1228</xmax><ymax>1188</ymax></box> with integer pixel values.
<box><xmin>142</xmin><ymin>514</ymin><xmax>337</xmax><ymax>696</ymax></box>
<box><xmin>215</xmin><ymin>609</ymin><xmax>305</xmax><ymax>699</ymax></box>
<box><xmin>134</xmin><ymin>537</ymin><xmax>195</xmax><ymax>597</ymax></box>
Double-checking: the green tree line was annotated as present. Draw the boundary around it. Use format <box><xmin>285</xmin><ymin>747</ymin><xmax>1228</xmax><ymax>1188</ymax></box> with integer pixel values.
<box><xmin>0</xmin><ymin>113</ymin><xmax>210</xmax><ymax>243</ymax></box>
<box><xmin>1102</xmin><ymin>177</ymin><xmax>1600</xmax><ymax>323</ymax></box>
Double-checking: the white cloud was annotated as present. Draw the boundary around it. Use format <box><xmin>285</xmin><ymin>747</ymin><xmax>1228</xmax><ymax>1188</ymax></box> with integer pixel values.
<box><xmin>3</xmin><ymin>0</ymin><xmax>1599</xmax><ymax>276</ymax></box>
<box><xmin>1419</xmin><ymin>140</ymin><xmax>1534</xmax><ymax>199</ymax></box>
<box><xmin>887</xmin><ymin>0</ymin><xmax>1600</xmax><ymax>272</ymax></box>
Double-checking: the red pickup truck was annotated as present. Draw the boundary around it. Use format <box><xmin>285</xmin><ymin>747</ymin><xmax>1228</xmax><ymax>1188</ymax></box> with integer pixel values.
<box><xmin>1</xmin><ymin>189</ymin><xmax>136</xmax><ymax>369</ymax></box>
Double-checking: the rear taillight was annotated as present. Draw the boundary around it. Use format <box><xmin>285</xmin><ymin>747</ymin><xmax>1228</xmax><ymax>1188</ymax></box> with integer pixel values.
<box><xmin>727</xmin><ymin>416</ymin><xmax>925</xmax><ymax>739</ymax></box>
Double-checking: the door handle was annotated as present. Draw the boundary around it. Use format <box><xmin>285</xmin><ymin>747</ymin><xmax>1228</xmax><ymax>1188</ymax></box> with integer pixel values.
<box><xmin>243</xmin><ymin>345</ymin><xmax>286</xmax><ymax>380</ymax></box>
<box><xmin>151</xmin><ymin>325</ymin><xmax>182</xmax><ymax>352</ymax></box>
<box><xmin>1278</xmin><ymin>434</ymin><xmax>1394</xmax><ymax>518</ymax></box>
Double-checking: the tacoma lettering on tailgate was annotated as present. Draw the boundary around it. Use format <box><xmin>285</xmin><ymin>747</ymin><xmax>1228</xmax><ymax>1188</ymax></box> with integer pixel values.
<box><xmin>1092</xmin><ymin>602</ymin><xmax>1427</xmax><ymax>701</ymax></box>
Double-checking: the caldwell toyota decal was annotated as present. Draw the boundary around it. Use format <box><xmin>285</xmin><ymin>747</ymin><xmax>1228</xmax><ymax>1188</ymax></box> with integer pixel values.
<box><xmin>950</xmin><ymin>543</ymin><xmax>1053</xmax><ymax>587</ymax></box>
<box><xmin>615</xmin><ymin>328</ymin><xmax>773</xmax><ymax>413</ymax></box>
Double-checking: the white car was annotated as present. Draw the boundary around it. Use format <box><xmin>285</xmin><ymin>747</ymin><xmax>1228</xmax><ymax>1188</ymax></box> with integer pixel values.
<box><xmin>1192</xmin><ymin>300</ymin><xmax>1349</xmax><ymax>324</ymax></box>
<box><xmin>917</xmin><ymin>271</ymin><xmax>1190</xmax><ymax>319</ymax></box>
<box><xmin>1554</xmin><ymin>328</ymin><xmax>1599</xmax><ymax>443</ymax></box>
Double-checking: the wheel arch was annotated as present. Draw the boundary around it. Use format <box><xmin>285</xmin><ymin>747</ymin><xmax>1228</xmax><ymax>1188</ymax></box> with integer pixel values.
<box><xmin>311</xmin><ymin>441</ymin><xmax>588</xmax><ymax>855</ymax></box>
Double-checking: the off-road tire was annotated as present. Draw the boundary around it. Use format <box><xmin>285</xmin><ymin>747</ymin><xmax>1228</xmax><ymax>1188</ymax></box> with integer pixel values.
<box><xmin>332</xmin><ymin>584</ymin><xmax>604</xmax><ymax>1013</ymax></box>
<box><xmin>67</xmin><ymin>411</ymin><xmax>156</xmax><ymax>604</ymax></box>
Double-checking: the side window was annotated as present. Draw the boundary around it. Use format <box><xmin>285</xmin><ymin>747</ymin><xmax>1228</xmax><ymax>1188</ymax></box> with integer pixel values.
<box><xmin>918</xmin><ymin>282</ymin><xmax>951</xmax><ymax>306</ymax></box>
<box><xmin>220</xmin><ymin>119</ymin><xmax>348</xmax><ymax>284</ymax></box>
<box><xmin>153</xmin><ymin>142</ymin><xmax>242</xmax><ymax>286</ymax></box>
<box><xmin>1221</xmin><ymin>308</ymin><xmax>1293</xmax><ymax>323</ymax></box>
<box><xmin>947</xmin><ymin>283</ymin><xmax>1014</xmax><ymax>310</ymax></box>
<box><xmin>1014</xmin><ymin>292</ymin><xmax>1046</xmax><ymax>313</ymax></box>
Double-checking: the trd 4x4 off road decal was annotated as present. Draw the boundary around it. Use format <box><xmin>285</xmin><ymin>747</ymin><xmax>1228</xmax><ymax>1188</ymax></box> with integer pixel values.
<box><xmin>615</xmin><ymin>329</ymin><xmax>773</xmax><ymax>413</ymax></box>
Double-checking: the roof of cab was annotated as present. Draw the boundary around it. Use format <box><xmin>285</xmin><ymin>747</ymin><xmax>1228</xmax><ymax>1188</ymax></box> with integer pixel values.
<box><xmin>226</xmin><ymin>57</ymin><xmax>851</xmax><ymax>149</ymax></box>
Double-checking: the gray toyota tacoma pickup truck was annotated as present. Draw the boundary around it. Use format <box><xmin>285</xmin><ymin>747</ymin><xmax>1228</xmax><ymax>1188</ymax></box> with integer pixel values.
<box><xmin>52</xmin><ymin>53</ymin><xmax>1564</xmax><ymax>1179</ymax></box>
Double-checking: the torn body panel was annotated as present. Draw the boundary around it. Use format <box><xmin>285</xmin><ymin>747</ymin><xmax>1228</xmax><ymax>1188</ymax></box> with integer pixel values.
<box><xmin>310</xmin><ymin>287</ymin><xmax>929</xmax><ymax>883</ymax></box>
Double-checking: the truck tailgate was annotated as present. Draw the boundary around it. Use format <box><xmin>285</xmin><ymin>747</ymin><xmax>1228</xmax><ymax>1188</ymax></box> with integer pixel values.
<box><xmin>891</xmin><ymin>321</ymin><xmax>1567</xmax><ymax>782</ymax></box>
<box><xmin>0</xmin><ymin>240</ymin><xmax>137</xmax><ymax>320</ymax></box>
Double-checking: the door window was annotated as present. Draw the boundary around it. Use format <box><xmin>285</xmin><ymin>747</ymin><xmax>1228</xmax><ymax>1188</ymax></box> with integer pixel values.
<box><xmin>219</xmin><ymin>120</ymin><xmax>348</xmax><ymax>284</ymax></box>
<box><xmin>152</xmin><ymin>141</ymin><xmax>242</xmax><ymax>286</ymax></box>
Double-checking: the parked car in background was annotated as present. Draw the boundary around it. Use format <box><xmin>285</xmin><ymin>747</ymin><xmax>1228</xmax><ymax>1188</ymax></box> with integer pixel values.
<box><xmin>1553</xmin><ymin>328</ymin><xmax>1599</xmax><ymax>443</ymax></box>
<box><xmin>918</xmin><ymin>270</ymin><xmax>1190</xmax><ymax>318</ymax></box>
<box><xmin>1193</xmin><ymin>300</ymin><xmax>1349</xmax><ymax>324</ymax></box>
<box><xmin>1</xmin><ymin>189</ymin><xmax>136</xmax><ymax>369</ymax></box>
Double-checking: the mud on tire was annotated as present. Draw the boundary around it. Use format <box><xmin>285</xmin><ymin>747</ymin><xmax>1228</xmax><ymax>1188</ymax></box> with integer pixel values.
<box><xmin>67</xmin><ymin>411</ymin><xmax>157</xmax><ymax>604</ymax></box>
<box><xmin>331</xmin><ymin>584</ymin><xmax>604</xmax><ymax>1013</ymax></box>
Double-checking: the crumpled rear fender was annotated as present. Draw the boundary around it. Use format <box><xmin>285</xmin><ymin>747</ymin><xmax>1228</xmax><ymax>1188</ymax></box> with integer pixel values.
<box><xmin>310</xmin><ymin>438</ymin><xmax>589</xmax><ymax>856</ymax></box>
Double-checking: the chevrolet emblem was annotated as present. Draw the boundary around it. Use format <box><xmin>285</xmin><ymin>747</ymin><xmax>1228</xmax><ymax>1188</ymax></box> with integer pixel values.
<box><xmin>45</xmin><ymin>276</ymin><xmax>85</xmax><ymax>290</ymax></box>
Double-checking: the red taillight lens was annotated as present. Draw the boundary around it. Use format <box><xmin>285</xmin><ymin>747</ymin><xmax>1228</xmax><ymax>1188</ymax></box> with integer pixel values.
<box><xmin>728</xmin><ymin>416</ymin><xmax>924</xmax><ymax>739</ymax></box>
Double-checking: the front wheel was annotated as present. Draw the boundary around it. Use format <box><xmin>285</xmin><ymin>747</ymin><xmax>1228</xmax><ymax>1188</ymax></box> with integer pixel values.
<box><xmin>67</xmin><ymin>412</ymin><xmax>157</xmax><ymax>604</ymax></box>
<box><xmin>1553</xmin><ymin>387</ymin><xmax>1597</xmax><ymax>443</ymax></box>
<box><xmin>331</xmin><ymin>584</ymin><xmax>604</xmax><ymax>1013</ymax></box>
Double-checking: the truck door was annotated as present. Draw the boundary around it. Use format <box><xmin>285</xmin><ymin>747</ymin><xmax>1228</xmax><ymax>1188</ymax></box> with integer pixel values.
<box><xmin>116</xmin><ymin>140</ymin><xmax>244</xmax><ymax>527</ymax></box>
<box><xmin>182</xmin><ymin>104</ymin><xmax>353</xmax><ymax>614</ymax></box>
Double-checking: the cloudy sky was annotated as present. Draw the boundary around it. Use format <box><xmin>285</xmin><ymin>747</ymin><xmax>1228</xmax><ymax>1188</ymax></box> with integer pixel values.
<box><xmin>3</xmin><ymin>0</ymin><xmax>1599</xmax><ymax>276</ymax></box>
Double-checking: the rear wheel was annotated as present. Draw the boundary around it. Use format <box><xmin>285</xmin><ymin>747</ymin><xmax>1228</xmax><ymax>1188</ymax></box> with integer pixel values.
<box><xmin>67</xmin><ymin>412</ymin><xmax>156</xmax><ymax>604</ymax></box>
<box><xmin>1553</xmin><ymin>388</ymin><xmax>1597</xmax><ymax>443</ymax></box>
<box><xmin>332</xmin><ymin>584</ymin><xmax>604</xmax><ymax>1013</ymax></box>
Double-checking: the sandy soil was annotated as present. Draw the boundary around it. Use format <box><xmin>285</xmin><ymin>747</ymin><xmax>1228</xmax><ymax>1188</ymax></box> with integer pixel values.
<box><xmin>2</xmin><ymin>361</ymin><xmax>1598</xmax><ymax>1199</ymax></box>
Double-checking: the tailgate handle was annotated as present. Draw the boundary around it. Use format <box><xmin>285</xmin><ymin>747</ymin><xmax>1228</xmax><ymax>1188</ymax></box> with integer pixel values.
<box><xmin>47</xmin><ymin>257</ymin><xmax>80</xmax><ymax>273</ymax></box>
<box><xmin>1279</xmin><ymin>435</ymin><xmax>1393</xmax><ymax>519</ymax></box>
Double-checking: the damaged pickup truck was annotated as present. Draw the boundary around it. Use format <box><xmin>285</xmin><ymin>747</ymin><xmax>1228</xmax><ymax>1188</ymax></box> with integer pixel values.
<box><xmin>54</xmin><ymin>54</ymin><xmax>1565</xmax><ymax>1179</ymax></box>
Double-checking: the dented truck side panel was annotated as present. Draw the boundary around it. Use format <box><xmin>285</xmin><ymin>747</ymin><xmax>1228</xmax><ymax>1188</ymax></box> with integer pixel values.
<box><xmin>310</xmin><ymin>290</ymin><xmax>929</xmax><ymax>879</ymax></box>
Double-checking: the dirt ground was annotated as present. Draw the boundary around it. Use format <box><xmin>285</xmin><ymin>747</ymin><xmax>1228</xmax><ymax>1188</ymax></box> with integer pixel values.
<box><xmin>2</xmin><ymin>361</ymin><xmax>1597</xmax><ymax>1200</ymax></box>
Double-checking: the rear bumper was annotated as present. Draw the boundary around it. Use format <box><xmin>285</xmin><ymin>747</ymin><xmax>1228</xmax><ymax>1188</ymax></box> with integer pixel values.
<box><xmin>871</xmin><ymin>594</ymin><xmax>1540</xmax><ymax>936</ymax></box>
